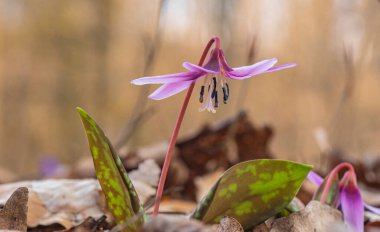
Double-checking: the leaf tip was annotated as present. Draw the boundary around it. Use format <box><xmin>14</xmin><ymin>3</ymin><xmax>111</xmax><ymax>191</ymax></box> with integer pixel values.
<box><xmin>76</xmin><ymin>107</ymin><xmax>89</xmax><ymax>119</ymax></box>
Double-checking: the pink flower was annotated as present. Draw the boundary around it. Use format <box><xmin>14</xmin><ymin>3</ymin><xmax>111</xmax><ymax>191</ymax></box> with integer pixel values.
<box><xmin>308</xmin><ymin>163</ymin><xmax>380</xmax><ymax>232</ymax></box>
<box><xmin>131</xmin><ymin>38</ymin><xmax>296</xmax><ymax>113</ymax></box>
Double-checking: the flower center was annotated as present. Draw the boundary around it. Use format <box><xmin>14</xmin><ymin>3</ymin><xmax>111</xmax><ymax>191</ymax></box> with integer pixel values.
<box><xmin>199</xmin><ymin>75</ymin><xmax>230</xmax><ymax>112</ymax></box>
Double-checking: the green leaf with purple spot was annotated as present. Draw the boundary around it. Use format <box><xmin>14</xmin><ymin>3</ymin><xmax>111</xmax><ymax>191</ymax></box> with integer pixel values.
<box><xmin>191</xmin><ymin>159</ymin><xmax>312</xmax><ymax>230</ymax></box>
<box><xmin>77</xmin><ymin>107</ymin><xmax>144</xmax><ymax>232</ymax></box>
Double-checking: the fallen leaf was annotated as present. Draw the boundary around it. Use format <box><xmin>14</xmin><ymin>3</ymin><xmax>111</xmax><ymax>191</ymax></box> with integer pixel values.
<box><xmin>252</xmin><ymin>222</ymin><xmax>270</xmax><ymax>232</ymax></box>
<box><xmin>194</xmin><ymin>169</ymin><xmax>224</xmax><ymax>202</ymax></box>
<box><xmin>154</xmin><ymin>199</ymin><xmax>196</xmax><ymax>214</ymax></box>
<box><xmin>141</xmin><ymin>215</ymin><xmax>217</xmax><ymax>232</ymax></box>
<box><xmin>0</xmin><ymin>187</ymin><xmax>28</xmax><ymax>232</ymax></box>
<box><xmin>175</xmin><ymin>111</ymin><xmax>273</xmax><ymax>201</ymax></box>
<box><xmin>0</xmin><ymin>179</ymin><xmax>103</xmax><ymax>229</ymax></box>
<box><xmin>365</xmin><ymin>221</ymin><xmax>380</xmax><ymax>232</ymax></box>
<box><xmin>62</xmin><ymin>216</ymin><xmax>111</xmax><ymax>232</ymax></box>
<box><xmin>270</xmin><ymin>200</ymin><xmax>346</xmax><ymax>232</ymax></box>
<box><xmin>217</xmin><ymin>216</ymin><xmax>243</xmax><ymax>232</ymax></box>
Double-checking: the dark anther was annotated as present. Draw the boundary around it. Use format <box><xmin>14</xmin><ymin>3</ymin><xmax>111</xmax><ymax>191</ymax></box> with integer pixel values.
<box><xmin>211</xmin><ymin>88</ymin><xmax>216</xmax><ymax>99</ymax></box>
<box><xmin>214</xmin><ymin>91</ymin><xmax>219</xmax><ymax>108</ymax></box>
<box><xmin>225</xmin><ymin>83</ymin><xmax>230</xmax><ymax>97</ymax></box>
<box><xmin>222</xmin><ymin>86</ymin><xmax>228</xmax><ymax>104</ymax></box>
<box><xmin>211</xmin><ymin>77</ymin><xmax>217</xmax><ymax>99</ymax></box>
<box><xmin>199</xmin><ymin>86</ymin><xmax>205</xmax><ymax>103</ymax></box>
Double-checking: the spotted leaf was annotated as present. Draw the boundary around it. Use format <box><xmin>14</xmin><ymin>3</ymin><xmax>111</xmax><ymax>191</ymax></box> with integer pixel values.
<box><xmin>77</xmin><ymin>107</ymin><xmax>145</xmax><ymax>232</ymax></box>
<box><xmin>191</xmin><ymin>159</ymin><xmax>312</xmax><ymax>230</ymax></box>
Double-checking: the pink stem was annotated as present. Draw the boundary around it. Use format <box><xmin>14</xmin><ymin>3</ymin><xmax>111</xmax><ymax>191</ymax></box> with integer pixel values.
<box><xmin>153</xmin><ymin>36</ymin><xmax>220</xmax><ymax>215</ymax></box>
<box><xmin>320</xmin><ymin>162</ymin><xmax>356</xmax><ymax>204</ymax></box>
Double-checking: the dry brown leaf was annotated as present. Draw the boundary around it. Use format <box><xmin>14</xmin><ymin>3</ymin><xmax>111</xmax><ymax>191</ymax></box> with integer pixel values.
<box><xmin>121</xmin><ymin>142</ymin><xmax>171</xmax><ymax>170</ymax></box>
<box><xmin>61</xmin><ymin>216</ymin><xmax>111</xmax><ymax>232</ymax></box>
<box><xmin>141</xmin><ymin>215</ymin><xmax>217</xmax><ymax>232</ymax></box>
<box><xmin>0</xmin><ymin>165</ymin><xmax>160</xmax><ymax>229</ymax></box>
<box><xmin>175</xmin><ymin>111</ymin><xmax>273</xmax><ymax>201</ymax></box>
<box><xmin>129</xmin><ymin>159</ymin><xmax>160</xmax><ymax>187</ymax></box>
<box><xmin>270</xmin><ymin>201</ymin><xmax>345</xmax><ymax>232</ymax></box>
<box><xmin>194</xmin><ymin>169</ymin><xmax>224</xmax><ymax>202</ymax></box>
<box><xmin>0</xmin><ymin>187</ymin><xmax>28</xmax><ymax>232</ymax></box>
<box><xmin>217</xmin><ymin>216</ymin><xmax>244</xmax><ymax>232</ymax></box>
<box><xmin>152</xmin><ymin>199</ymin><xmax>197</xmax><ymax>214</ymax></box>
<box><xmin>0</xmin><ymin>179</ymin><xmax>103</xmax><ymax>229</ymax></box>
<box><xmin>252</xmin><ymin>222</ymin><xmax>270</xmax><ymax>232</ymax></box>
<box><xmin>129</xmin><ymin>159</ymin><xmax>160</xmax><ymax>204</ymax></box>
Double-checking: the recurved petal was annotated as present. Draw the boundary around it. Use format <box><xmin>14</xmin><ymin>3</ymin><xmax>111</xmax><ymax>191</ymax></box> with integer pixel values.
<box><xmin>364</xmin><ymin>203</ymin><xmax>380</xmax><ymax>215</ymax></box>
<box><xmin>131</xmin><ymin>72</ymin><xmax>198</xmax><ymax>85</ymax></box>
<box><xmin>226</xmin><ymin>58</ymin><xmax>278</xmax><ymax>80</ymax></box>
<box><xmin>341</xmin><ymin>185</ymin><xmax>364</xmax><ymax>232</ymax></box>
<box><xmin>148</xmin><ymin>80</ymin><xmax>195</xmax><ymax>100</ymax></box>
<box><xmin>183</xmin><ymin>62</ymin><xmax>219</xmax><ymax>74</ymax></box>
<box><xmin>307</xmin><ymin>171</ymin><xmax>323</xmax><ymax>186</ymax></box>
<box><xmin>266</xmin><ymin>63</ymin><xmax>297</xmax><ymax>72</ymax></box>
<box><xmin>218</xmin><ymin>49</ymin><xmax>233</xmax><ymax>72</ymax></box>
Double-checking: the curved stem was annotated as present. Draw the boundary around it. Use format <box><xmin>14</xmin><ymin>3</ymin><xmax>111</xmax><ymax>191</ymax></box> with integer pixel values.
<box><xmin>320</xmin><ymin>162</ymin><xmax>356</xmax><ymax>204</ymax></box>
<box><xmin>153</xmin><ymin>37</ymin><xmax>219</xmax><ymax>215</ymax></box>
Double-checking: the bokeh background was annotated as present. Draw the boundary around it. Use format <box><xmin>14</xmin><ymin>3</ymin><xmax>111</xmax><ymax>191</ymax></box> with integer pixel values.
<box><xmin>1</xmin><ymin>0</ymin><xmax>380</xmax><ymax>179</ymax></box>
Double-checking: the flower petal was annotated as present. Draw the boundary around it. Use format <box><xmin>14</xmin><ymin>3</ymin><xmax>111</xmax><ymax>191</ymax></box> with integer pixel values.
<box><xmin>219</xmin><ymin>49</ymin><xmax>233</xmax><ymax>72</ymax></box>
<box><xmin>148</xmin><ymin>80</ymin><xmax>195</xmax><ymax>100</ymax></box>
<box><xmin>364</xmin><ymin>203</ymin><xmax>380</xmax><ymax>215</ymax></box>
<box><xmin>131</xmin><ymin>72</ymin><xmax>198</xmax><ymax>85</ymax></box>
<box><xmin>183</xmin><ymin>48</ymin><xmax>221</xmax><ymax>74</ymax></box>
<box><xmin>266</xmin><ymin>63</ymin><xmax>297</xmax><ymax>73</ymax></box>
<box><xmin>226</xmin><ymin>58</ymin><xmax>278</xmax><ymax>80</ymax></box>
<box><xmin>183</xmin><ymin>62</ymin><xmax>218</xmax><ymax>74</ymax></box>
<box><xmin>341</xmin><ymin>185</ymin><xmax>364</xmax><ymax>232</ymax></box>
<box><xmin>307</xmin><ymin>171</ymin><xmax>323</xmax><ymax>186</ymax></box>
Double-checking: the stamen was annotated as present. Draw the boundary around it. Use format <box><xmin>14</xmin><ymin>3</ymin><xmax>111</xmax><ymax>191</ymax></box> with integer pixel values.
<box><xmin>225</xmin><ymin>83</ymin><xmax>230</xmax><ymax>97</ymax></box>
<box><xmin>211</xmin><ymin>77</ymin><xmax>217</xmax><ymax>99</ymax></box>
<box><xmin>211</xmin><ymin>89</ymin><xmax>216</xmax><ymax>99</ymax></box>
<box><xmin>199</xmin><ymin>86</ymin><xmax>205</xmax><ymax>103</ymax></box>
<box><xmin>214</xmin><ymin>91</ymin><xmax>219</xmax><ymax>108</ymax></box>
<box><xmin>222</xmin><ymin>86</ymin><xmax>228</xmax><ymax>104</ymax></box>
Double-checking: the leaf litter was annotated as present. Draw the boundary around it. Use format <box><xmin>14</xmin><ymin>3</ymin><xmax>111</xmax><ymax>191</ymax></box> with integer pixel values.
<box><xmin>1</xmin><ymin>111</ymin><xmax>380</xmax><ymax>231</ymax></box>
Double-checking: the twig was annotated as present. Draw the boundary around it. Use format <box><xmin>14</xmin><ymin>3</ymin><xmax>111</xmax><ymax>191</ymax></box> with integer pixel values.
<box><xmin>329</xmin><ymin>44</ymin><xmax>356</xmax><ymax>142</ymax></box>
<box><xmin>115</xmin><ymin>0</ymin><xmax>167</xmax><ymax>150</ymax></box>
<box><xmin>114</xmin><ymin>107</ymin><xmax>155</xmax><ymax>150</ymax></box>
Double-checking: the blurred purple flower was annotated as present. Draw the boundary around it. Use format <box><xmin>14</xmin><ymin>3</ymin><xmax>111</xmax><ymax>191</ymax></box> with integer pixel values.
<box><xmin>131</xmin><ymin>45</ymin><xmax>295</xmax><ymax>113</ymax></box>
<box><xmin>308</xmin><ymin>164</ymin><xmax>380</xmax><ymax>232</ymax></box>
<box><xmin>39</xmin><ymin>156</ymin><xmax>67</xmax><ymax>178</ymax></box>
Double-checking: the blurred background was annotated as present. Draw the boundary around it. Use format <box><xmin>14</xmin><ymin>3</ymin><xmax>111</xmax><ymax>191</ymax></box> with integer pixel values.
<box><xmin>1</xmin><ymin>0</ymin><xmax>380</xmax><ymax>179</ymax></box>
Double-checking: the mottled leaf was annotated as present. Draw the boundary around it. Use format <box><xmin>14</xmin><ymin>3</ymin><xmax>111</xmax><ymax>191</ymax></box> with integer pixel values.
<box><xmin>77</xmin><ymin>107</ymin><xmax>145</xmax><ymax>231</ymax></box>
<box><xmin>313</xmin><ymin>174</ymin><xmax>340</xmax><ymax>207</ymax></box>
<box><xmin>191</xmin><ymin>159</ymin><xmax>312</xmax><ymax>230</ymax></box>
